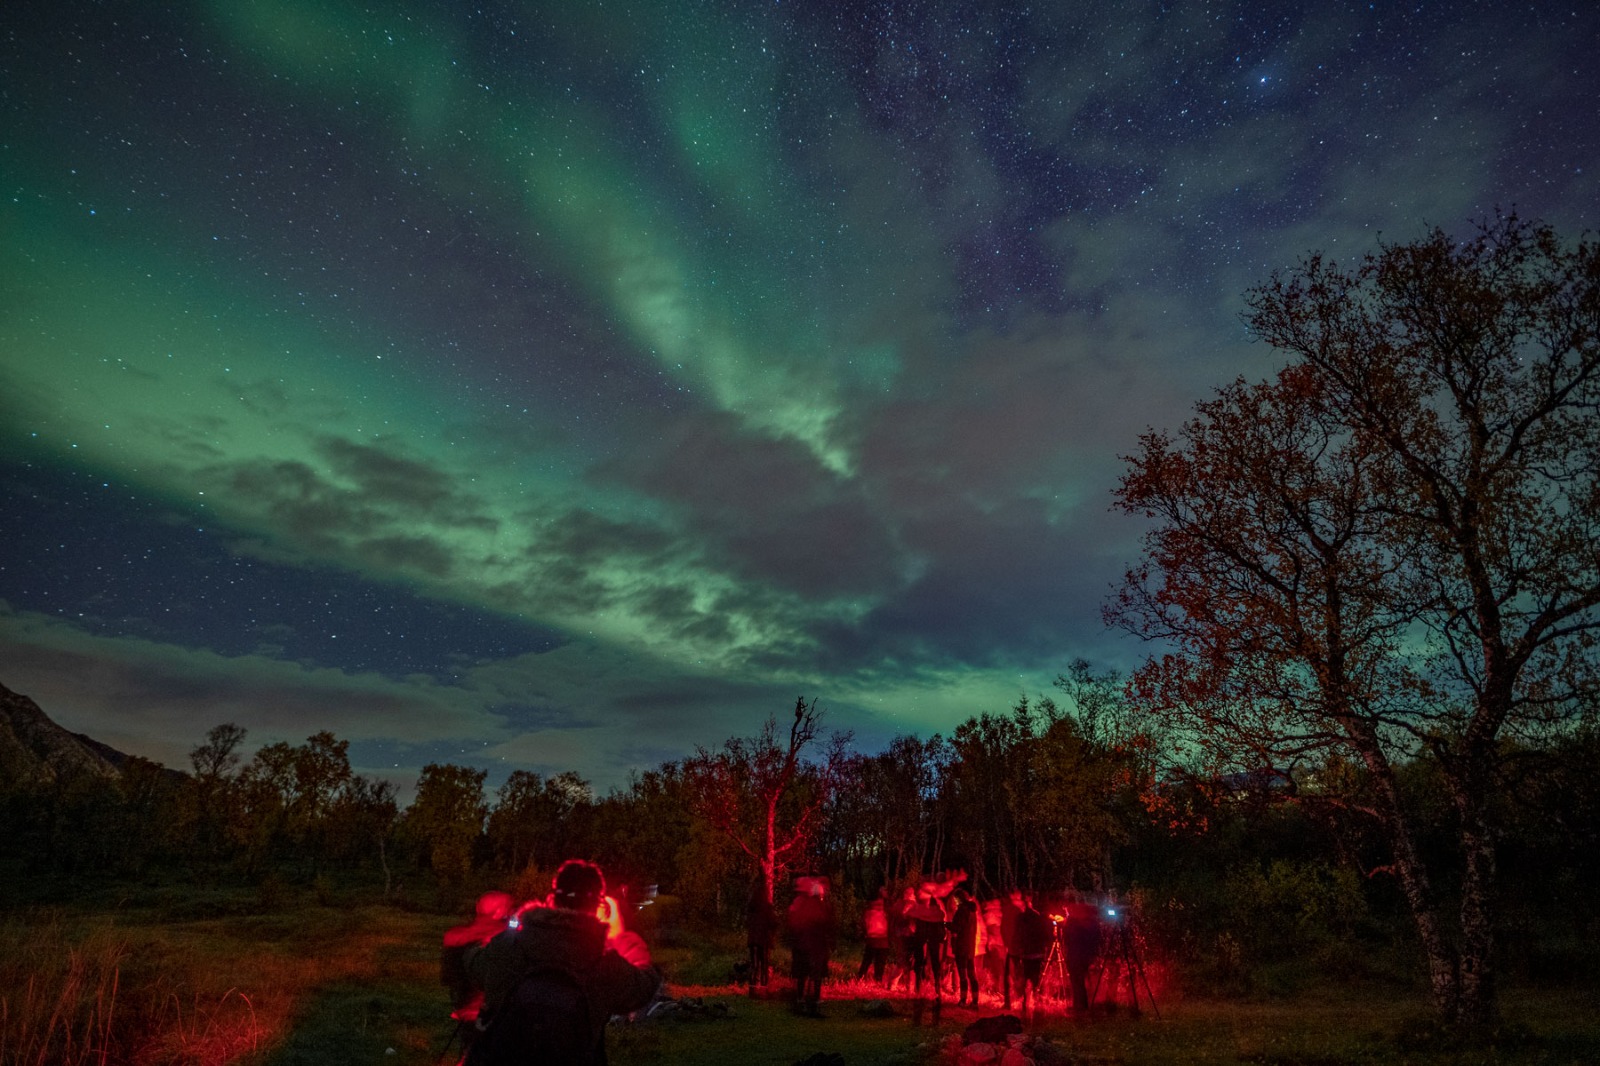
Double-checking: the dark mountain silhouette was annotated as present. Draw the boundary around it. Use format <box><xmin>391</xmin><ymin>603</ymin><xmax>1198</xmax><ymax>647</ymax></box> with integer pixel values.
<box><xmin>0</xmin><ymin>681</ymin><xmax>127</xmax><ymax>787</ymax></box>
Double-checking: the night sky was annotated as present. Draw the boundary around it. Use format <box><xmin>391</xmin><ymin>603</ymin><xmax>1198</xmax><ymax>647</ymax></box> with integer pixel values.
<box><xmin>3</xmin><ymin>0</ymin><xmax>1595</xmax><ymax>793</ymax></box>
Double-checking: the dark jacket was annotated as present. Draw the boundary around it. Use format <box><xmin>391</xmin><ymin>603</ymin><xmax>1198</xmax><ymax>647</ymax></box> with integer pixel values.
<box><xmin>747</xmin><ymin>894</ymin><xmax>779</xmax><ymax>948</ymax></box>
<box><xmin>908</xmin><ymin>899</ymin><xmax>948</xmax><ymax>945</ymax></box>
<box><xmin>1063</xmin><ymin>910</ymin><xmax>1103</xmax><ymax>967</ymax></box>
<box><xmin>949</xmin><ymin>897</ymin><xmax>980</xmax><ymax>957</ymax></box>
<box><xmin>786</xmin><ymin>891</ymin><xmax>837</xmax><ymax>963</ymax></box>
<box><xmin>466</xmin><ymin>906</ymin><xmax>659</xmax><ymax>1059</ymax></box>
<box><xmin>1012</xmin><ymin>906</ymin><xmax>1055</xmax><ymax>961</ymax></box>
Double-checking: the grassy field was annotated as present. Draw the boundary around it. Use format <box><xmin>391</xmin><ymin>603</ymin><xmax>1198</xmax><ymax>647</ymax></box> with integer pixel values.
<box><xmin>603</xmin><ymin>983</ymin><xmax>1600</xmax><ymax>1066</ymax></box>
<box><xmin>3</xmin><ymin>891</ymin><xmax>1596</xmax><ymax>1066</ymax></box>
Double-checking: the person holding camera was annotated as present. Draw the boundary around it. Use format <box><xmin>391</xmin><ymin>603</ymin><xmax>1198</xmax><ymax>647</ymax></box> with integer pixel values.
<box><xmin>465</xmin><ymin>860</ymin><xmax>659</xmax><ymax>1065</ymax></box>
<box><xmin>1011</xmin><ymin>893</ymin><xmax>1055</xmax><ymax>1021</ymax></box>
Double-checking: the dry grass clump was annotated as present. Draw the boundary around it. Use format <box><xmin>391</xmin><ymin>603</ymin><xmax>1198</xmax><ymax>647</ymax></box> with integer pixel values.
<box><xmin>131</xmin><ymin>988</ymin><xmax>267</xmax><ymax>1066</ymax></box>
<box><xmin>0</xmin><ymin>914</ymin><xmax>127</xmax><ymax>1066</ymax></box>
<box><xmin>0</xmin><ymin>904</ymin><xmax>437</xmax><ymax>1066</ymax></box>
<box><xmin>0</xmin><ymin>914</ymin><xmax>253</xmax><ymax>1066</ymax></box>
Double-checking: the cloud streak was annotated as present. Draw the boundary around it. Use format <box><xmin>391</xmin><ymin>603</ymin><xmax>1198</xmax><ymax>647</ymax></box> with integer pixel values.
<box><xmin>1</xmin><ymin>0</ymin><xmax>1595</xmax><ymax>791</ymax></box>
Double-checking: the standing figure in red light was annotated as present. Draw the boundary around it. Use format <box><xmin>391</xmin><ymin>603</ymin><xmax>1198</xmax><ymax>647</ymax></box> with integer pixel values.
<box><xmin>1063</xmin><ymin>894</ymin><xmax>1103</xmax><ymax>1015</ymax></box>
<box><xmin>1011</xmin><ymin>893</ymin><xmax>1055</xmax><ymax>1022</ymax></box>
<box><xmin>786</xmin><ymin>875</ymin><xmax>836</xmax><ymax>1017</ymax></box>
<box><xmin>441</xmin><ymin>890</ymin><xmax>514</xmax><ymax>1055</ymax></box>
<box><xmin>466</xmin><ymin>860</ymin><xmax>659</xmax><ymax>1066</ymax></box>
<box><xmin>745</xmin><ymin>874</ymin><xmax>778</xmax><ymax>990</ymax></box>
<box><xmin>981</xmin><ymin>898</ymin><xmax>1009</xmax><ymax>1009</ymax></box>
<box><xmin>856</xmin><ymin>888</ymin><xmax>892</xmax><ymax>986</ymax></box>
<box><xmin>907</xmin><ymin>886</ymin><xmax>949</xmax><ymax>1004</ymax></box>
<box><xmin>948</xmin><ymin>888</ymin><xmax>980</xmax><ymax>1007</ymax></box>
<box><xmin>888</xmin><ymin>885</ymin><xmax>918</xmax><ymax>991</ymax></box>
<box><xmin>1000</xmin><ymin>890</ymin><xmax>1026</xmax><ymax>1010</ymax></box>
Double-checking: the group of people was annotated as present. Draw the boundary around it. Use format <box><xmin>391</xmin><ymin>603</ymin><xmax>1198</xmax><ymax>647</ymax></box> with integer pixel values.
<box><xmin>863</xmin><ymin>875</ymin><xmax>1106</xmax><ymax>1017</ymax></box>
<box><xmin>744</xmin><ymin>869</ymin><xmax>1111</xmax><ymax>1021</ymax></box>
<box><xmin>440</xmin><ymin>860</ymin><xmax>661</xmax><ymax>1066</ymax></box>
<box><xmin>855</xmin><ymin>872</ymin><xmax>979</xmax><ymax>1007</ymax></box>
<box><xmin>442</xmin><ymin>860</ymin><xmax>1114</xmax><ymax>1064</ymax></box>
<box><xmin>743</xmin><ymin>873</ymin><xmax>837</xmax><ymax>1016</ymax></box>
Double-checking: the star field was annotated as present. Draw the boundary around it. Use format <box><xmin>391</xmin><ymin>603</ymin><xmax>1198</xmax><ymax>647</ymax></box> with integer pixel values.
<box><xmin>2</xmin><ymin>0</ymin><xmax>1595</xmax><ymax>790</ymax></box>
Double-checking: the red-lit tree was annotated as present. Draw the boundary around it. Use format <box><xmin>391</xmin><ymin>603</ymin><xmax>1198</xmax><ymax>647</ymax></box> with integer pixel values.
<box><xmin>1111</xmin><ymin>215</ymin><xmax>1600</xmax><ymax>1029</ymax></box>
<box><xmin>682</xmin><ymin>697</ymin><xmax>850</xmax><ymax>906</ymax></box>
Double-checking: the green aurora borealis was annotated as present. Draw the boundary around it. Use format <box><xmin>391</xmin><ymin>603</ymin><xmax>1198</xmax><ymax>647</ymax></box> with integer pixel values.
<box><xmin>3</xmin><ymin>0</ymin><xmax>1596</xmax><ymax>788</ymax></box>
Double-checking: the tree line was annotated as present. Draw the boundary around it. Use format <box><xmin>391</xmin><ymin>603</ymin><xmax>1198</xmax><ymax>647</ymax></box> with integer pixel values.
<box><xmin>0</xmin><ymin>669</ymin><xmax>1154</xmax><ymax>903</ymax></box>
<box><xmin>5</xmin><ymin>672</ymin><xmax>1596</xmax><ymax>1000</ymax></box>
<box><xmin>5</xmin><ymin>214</ymin><xmax>1596</xmax><ymax>1035</ymax></box>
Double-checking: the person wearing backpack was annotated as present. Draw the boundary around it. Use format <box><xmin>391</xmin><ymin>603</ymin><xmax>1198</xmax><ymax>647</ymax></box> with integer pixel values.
<box><xmin>466</xmin><ymin>860</ymin><xmax>660</xmax><ymax>1065</ymax></box>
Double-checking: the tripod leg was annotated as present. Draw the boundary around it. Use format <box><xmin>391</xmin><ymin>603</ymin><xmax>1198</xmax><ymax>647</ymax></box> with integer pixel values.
<box><xmin>1134</xmin><ymin>957</ymin><xmax>1160</xmax><ymax>1019</ymax></box>
<box><xmin>433</xmin><ymin>1022</ymin><xmax>461</xmax><ymax>1066</ymax></box>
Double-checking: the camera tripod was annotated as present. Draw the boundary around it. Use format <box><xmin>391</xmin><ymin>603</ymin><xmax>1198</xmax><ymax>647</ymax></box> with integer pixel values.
<box><xmin>1042</xmin><ymin>925</ymin><xmax>1070</xmax><ymax>1001</ymax></box>
<box><xmin>1090</xmin><ymin>915</ymin><xmax>1159</xmax><ymax>1018</ymax></box>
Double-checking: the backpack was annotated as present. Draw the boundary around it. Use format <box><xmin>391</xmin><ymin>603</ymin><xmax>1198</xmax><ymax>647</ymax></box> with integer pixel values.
<box><xmin>466</xmin><ymin>964</ymin><xmax>596</xmax><ymax>1066</ymax></box>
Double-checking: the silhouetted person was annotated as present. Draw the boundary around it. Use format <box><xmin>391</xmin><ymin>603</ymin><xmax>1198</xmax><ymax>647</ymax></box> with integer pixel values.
<box><xmin>908</xmin><ymin>887</ymin><xmax>949</xmax><ymax>1007</ymax></box>
<box><xmin>1063</xmin><ymin>896</ymin><xmax>1103</xmax><ymax>1014</ymax></box>
<box><xmin>1011</xmin><ymin>894</ymin><xmax>1055</xmax><ymax>1021</ymax></box>
<box><xmin>888</xmin><ymin>885</ymin><xmax>918</xmax><ymax>991</ymax></box>
<box><xmin>981</xmin><ymin>898</ymin><xmax>1008</xmax><ymax>1008</ymax></box>
<box><xmin>745</xmin><ymin>875</ymin><xmax>778</xmax><ymax>989</ymax></box>
<box><xmin>1000</xmin><ymin>890</ymin><xmax>1026</xmax><ymax>1010</ymax></box>
<box><xmin>949</xmin><ymin>888</ymin><xmax>980</xmax><ymax>1007</ymax></box>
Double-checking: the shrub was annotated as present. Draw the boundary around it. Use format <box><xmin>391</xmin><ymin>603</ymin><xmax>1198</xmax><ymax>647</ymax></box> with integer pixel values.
<box><xmin>1225</xmin><ymin>860</ymin><xmax>1367</xmax><ymax>960</ymax></box>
